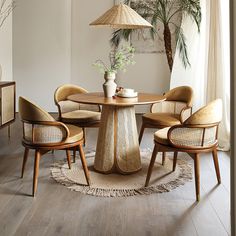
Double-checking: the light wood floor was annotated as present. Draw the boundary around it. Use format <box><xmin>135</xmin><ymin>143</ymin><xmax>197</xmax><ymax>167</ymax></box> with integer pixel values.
<box><xmin>0</xmin><ymin>115</ymin><xmax>230</xmax><ymax>236</ymax></box>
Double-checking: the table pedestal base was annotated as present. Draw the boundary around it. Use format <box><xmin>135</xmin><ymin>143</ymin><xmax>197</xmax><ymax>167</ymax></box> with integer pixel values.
<box><xmin>94</xmin><ymin>105</ymin><xmax>141</xmax><ymax>174</ymax></box>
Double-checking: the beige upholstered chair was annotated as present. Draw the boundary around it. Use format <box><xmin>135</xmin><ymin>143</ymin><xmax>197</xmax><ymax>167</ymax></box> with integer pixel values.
<box><xmin>19</xmin><ymin>96</ymin><xmax>90</xmax><ymax>196</ymax></box>
<box><xmin>54</xmin><ymin>84</ymin><xmax>101</xmax><ymax>146</ymax></box>
<box><xmin>139</xmin><ymin>86</ymin><xmax>193</xmax><ymax>164</ymax></box>
<box><xmin>145</xmin><ymin>99</ymin><xmax>222</xmax><ymax>201</ymax></box>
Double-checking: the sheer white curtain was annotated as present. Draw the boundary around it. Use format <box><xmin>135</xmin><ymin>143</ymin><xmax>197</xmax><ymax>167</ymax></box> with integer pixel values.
<box><xmin>170</xmin><ymin>0</ymin><xmax>230</xmax><ymax>151</ymax></box>
<box><xmin>170</xmin><ymin>0</ymin><xmax>207</xmax><ymax>110</ymax></box>
<box><xmin>206</xmin><ymin>0</ymin><xmax>230</xmax><ymax>150</ymax></box>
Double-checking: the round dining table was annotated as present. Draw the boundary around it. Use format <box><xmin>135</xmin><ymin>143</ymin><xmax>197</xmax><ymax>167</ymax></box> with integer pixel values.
<box><xmin>68</xmin><ymin>92</ymin><xmax>165</xmax><ymax>174</ymax></box>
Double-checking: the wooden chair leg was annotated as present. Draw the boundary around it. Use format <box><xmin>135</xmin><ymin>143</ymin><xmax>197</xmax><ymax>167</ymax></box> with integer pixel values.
<box><xmin>73</xmin><ymin>147</ymin><xmax>77</xmax><ymax>163</ymax></box>
<box><xmin>162</xmin><ymin>152</ymin><xmax>166</xmax><ymax>165</ymax></box>
<box><xmin>32</xmin><ymin>150</ymin><xmax>41</xmax><ymax>197</ymax></box>
<box><xmin>66</xmin><ymin>150</ymin><xmax>72</xmax><ymax>169</ymax></box>
<box><xmin>193</xmin><ymin>153</ymin><xmax>200</xmax><ymax>201</ymax></box>
<box><xmin>78</xmin><ymin>143</ymin><xmax>90</xmax><ymax>185</ymax></box>
<box><xmin>138</xmin><ymin>123</ymin><xmax>145</xmax><ymax>144</ymax></box>
<box><xmin>212</xmin><ymin>148</ymin><xmax>221</xmax><ymax>184</ymax></box>
<box><xmin>21</xmin><ymin>147</ymin><xmax>29</xmax><ymax>178</ymax></box>
<box><xmin>82</xmin><ymin>128</ymin><xmax>86</xmax><ymax>146</ymax></box>
<box><xmin>145</xmin><ymin>144</ymin><xmax>159</xmax><ymax>187</ymax></box>
<box><xmin>172</xmin><ymin>152</ymin><xmax>178</xmax><ymax>172</ymax></box>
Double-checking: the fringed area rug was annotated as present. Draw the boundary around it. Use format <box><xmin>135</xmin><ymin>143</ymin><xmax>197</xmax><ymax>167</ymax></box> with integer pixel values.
<box><xmin>50</xmin><ymin>150</ymin><xmax>192</xmax><ymax>197</ymax></box>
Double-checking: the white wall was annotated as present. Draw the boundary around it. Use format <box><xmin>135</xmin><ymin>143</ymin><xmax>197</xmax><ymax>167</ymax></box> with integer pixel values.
<box><xmin>0</xmin><ymin>1</ymin><xmax>12</xmax><ymax>82</ymax></box>
<box><xmin>117</xmin><ymin>53</ymin><xmax>170</xmax><ymax>112</ymax></box>
<box><xmin>13</xmin><ymin>0</ymin><xmax>170</xmax><ymax>112</ymax></box>
<box><xmin>71</xmin><ymin>0</ymin><xmax>113</xmax><ymax>92</ymax></box>
<box><xmin>13</xmin><ymin>0</ymin><xmax>71</xmax><ymax>111</ymax></box>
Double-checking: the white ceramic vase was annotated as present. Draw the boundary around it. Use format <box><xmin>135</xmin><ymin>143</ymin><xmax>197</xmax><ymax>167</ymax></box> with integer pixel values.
<box><xmin>103</xmin><ymin>71</ymin><xmax>117</xmax><ymax>98</ymax></box>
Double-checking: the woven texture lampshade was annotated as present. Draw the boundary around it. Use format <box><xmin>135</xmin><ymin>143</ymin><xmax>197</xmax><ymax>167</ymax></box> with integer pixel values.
<box><xmin>89</xmin><ymin>3</ymin><xmax>152</xmax><ymax>29</ymax></box>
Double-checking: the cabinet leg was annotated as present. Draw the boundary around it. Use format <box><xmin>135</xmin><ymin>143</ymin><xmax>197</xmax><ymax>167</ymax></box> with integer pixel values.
<box><xmin>8</xmin><ymin>125</ymin><xmax>10</xmax><ymax>139</ymax></box>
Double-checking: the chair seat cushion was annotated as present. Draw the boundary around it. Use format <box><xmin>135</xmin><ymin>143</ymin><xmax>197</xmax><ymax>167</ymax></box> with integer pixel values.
<box><xmin>142</xmin><ymin>113</ymin><xmax>181</xmax><ymax>127</ymax></box>
<box><xmin>154</xmin><ymin>127</ymin><xmax>170</xmax><ymax>145</ymax></box>
<box><xmin>61</xmin><ymin>110</ymin><xmax>101</xmax><ymax>124</ymax></box>
<box><xmin>65</xmin><ymin>124</ymin><xmax>83</xmax><ymax>143</ymax></box>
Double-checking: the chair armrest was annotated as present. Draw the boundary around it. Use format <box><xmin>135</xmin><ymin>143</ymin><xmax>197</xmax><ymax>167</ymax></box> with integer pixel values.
<box><xmin>168</xmin><ymin>124</ymin><xmax>218</xmax><ymax>149</ymax></box>
<box><xmin>180</xmin><ymin>107</ymin><xmax>192</xmax><ymax>123</ymax></box>
<box><xmin>22</xmin><ymin>120</ymin><xmax>70</xmax><ymax>145</ymax></box>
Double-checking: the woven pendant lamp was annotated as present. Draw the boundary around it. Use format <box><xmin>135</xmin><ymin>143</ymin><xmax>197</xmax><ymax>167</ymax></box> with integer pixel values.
<box><xmin>89</xmin><ymin>3</ymin><xmax>152</xmax><ymax>29</ymax></box>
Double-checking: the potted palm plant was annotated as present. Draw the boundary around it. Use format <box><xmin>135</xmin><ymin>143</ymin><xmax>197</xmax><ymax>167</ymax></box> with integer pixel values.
<box><xmin>111</xmin><ymin>0</ymin><xmax>201</xmax><ymax>72</ymax></box>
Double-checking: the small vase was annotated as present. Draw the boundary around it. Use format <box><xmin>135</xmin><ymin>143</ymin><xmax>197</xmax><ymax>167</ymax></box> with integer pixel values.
<box><xmin>103</xmin><ymin>71</ymin><xmax>117</xmax><ymax>98</ymax></box>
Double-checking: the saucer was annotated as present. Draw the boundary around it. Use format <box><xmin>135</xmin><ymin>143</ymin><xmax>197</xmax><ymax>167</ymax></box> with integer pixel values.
<box><xmin>116</xmin><ymin>91</ymin><xmax>138</xmax><ymax>98</ymax></box>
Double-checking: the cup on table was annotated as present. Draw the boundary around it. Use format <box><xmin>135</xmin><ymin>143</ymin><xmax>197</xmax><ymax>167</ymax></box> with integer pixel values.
<box><xmin>122</xmin><ymin>88</ymin><xmax>135</xmax><ymax>95</ymax></box>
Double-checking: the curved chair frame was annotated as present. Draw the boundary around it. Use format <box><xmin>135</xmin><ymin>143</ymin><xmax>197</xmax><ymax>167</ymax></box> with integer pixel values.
<box><xmin>139</xmin><ymin>86</ymin><xmax>194</xmax><ymax>143</ymax></box>
<box><xmin>54</xmin><ymin>84</ymin><xmax>101</xmax><ymax>145</ymax></box>
<box><xmin>145</xmin><ymin>99</ymin><xmax>222</xmax><ymax>201</ymax></box>
<box><xmin>54</xmin><ymin>84</ymin><xmax>101</xmax><ymax>123</ymax></box>
<box><xmin>19</xmin><ymin>97</ymin><xmax>90</xmax><ymax>197</ymax></box>
<box><xmin>139</xmin><ymin>86</ymin><xmax>193</xmax><ymax>165</ymax></box>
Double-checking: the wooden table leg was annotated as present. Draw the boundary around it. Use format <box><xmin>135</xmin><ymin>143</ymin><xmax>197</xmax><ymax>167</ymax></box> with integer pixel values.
<box><xmin>94</xmin><ymin>105</ymin><xmax>141</xmax><ymax>174</ymax></box>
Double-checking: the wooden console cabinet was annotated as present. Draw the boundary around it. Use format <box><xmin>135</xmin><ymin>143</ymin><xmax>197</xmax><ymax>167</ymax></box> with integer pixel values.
<box><xmin>0</xmin><ymin>82</ymin><xmax>16</xmax><ymax>137</ymax></box>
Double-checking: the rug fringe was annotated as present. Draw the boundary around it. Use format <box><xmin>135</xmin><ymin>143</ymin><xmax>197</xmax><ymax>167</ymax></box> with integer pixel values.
<box><xmin>50</xmin><ymin>158</ymin><xmax>192</xmax><ymax>198</ymax></box>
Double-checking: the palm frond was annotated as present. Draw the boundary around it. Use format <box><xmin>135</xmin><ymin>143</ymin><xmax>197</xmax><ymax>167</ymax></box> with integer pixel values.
<box><xmin>179</xmin><ymin>0</ymin><xmax>201</xmax><ymax>31</ymax></box>
<box><xmin>166</xmin><ymin>0</ymin><xmax>178</xmax><ymax>19</ymax></box>
<box><xmin>124</xmin><ymin>0</ymin><xmax>131</xmax><ymax>5</ymax></box>
<box><xmin>0</xmin><ymin>0</ymin><xmax>15</xmax><ymax>28</ymax></box>
<box><xmin>158</xmin><ymin>0</ymin><xmax>168</xmax><ymax>23</ymax></box>
<box><xmin>131</xmin><ymin>0</ymin><xmax>156</xmax><ymax>15</ymax></box>
<box><xmin>153</xmin><ymin>0</ymin><xmax>165</xmax><ymax>22</ymax></box>
<box><xmin>131</xmin><ymin>0</ymin><xmax>165</xmax><ymax>23</ymax></box>
<box><xmin>110</xmin><ymin>29</ymin><xmax>132</xmax><ymax>47</ymax></box>
<box><xmin>175</xmin><ymin>26</ymin><xmax>190</xmax><ymax>68</ymax></box>
<box><xmin>150</xmin><ymin>13</ymin><xmax>159</xmax><ymax>39</ymax></box>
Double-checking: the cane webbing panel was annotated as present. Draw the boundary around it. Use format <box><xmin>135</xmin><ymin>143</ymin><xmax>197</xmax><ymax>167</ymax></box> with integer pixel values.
<box><xmin>24</xmin><ymin>123</ymin><xmax>67</xmax><ymax>144</ymax></box>
<box><xmin>1</xmin><ymin>85</ymin><xmax>14</xmax><ymax>125</ymax></box>
<box><xmin>169</xmin><ymin>126</ymin><xmax>217</xmax><ymax>148</ymax></box>
<box><xmin>151</xmin><ymin>101</ymin><xmax>187</xmax><ymax>115</ymax></box>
